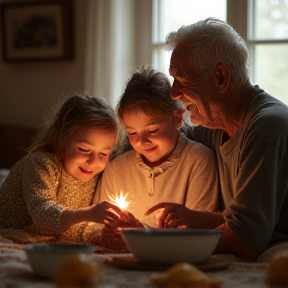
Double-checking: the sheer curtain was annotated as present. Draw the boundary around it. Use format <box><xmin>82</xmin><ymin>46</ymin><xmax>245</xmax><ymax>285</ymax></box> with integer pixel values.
<box><xmin>84</xmin><ymin>0</ymin><xmax>153</xmax><ymax>108</ymax></box>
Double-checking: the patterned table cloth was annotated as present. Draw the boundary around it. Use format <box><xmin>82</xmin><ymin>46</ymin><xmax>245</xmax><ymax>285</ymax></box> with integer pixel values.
<box><xmin>0</xmin><ymin>242</ymin><xmax>269</xmax><ymax>288</ymax></box>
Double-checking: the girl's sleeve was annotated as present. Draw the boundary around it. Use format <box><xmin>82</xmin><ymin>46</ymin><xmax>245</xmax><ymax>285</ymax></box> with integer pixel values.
<box><xmin>21</xmin><ymin>154</ymin><xmax>65</xmax><ymax>234</ymax></box>
<box><xmin>56</xmin><ymin>222</ymin><xmax>104</xmax><ymax>244</ymax></box>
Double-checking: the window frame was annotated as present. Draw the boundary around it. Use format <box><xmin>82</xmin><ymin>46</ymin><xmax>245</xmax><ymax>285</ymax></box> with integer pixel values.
<box><xmin>152</xmin><ymin>0</ymin><xmax>288</xmax><ymax>90</ymax></box>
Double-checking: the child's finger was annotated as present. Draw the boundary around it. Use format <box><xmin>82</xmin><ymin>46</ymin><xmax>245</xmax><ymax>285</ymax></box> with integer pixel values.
<box><xmin>144</xmin><ymin>202</ymin><xmax>175</xmax><ymax>216</ymax></box>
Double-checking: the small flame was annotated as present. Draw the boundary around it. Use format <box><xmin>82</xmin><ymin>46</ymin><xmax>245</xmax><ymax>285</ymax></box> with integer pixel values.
<box><xmin>109</xmin><ymin>191</ymin><xmax>130</xmax><ymax>211</ymax></box>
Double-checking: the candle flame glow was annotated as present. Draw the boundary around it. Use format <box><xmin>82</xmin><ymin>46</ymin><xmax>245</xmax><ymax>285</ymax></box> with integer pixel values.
<box><xmin>109</xmin><ymin>191</ymin><xmax>130</xmax><ymax>211</ymax></box>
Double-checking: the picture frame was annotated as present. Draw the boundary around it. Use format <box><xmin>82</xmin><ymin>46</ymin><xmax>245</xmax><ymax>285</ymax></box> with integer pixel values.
<box><xmin>0</xmin><ymin>1</ymin><xmax>74</xmax><ymax>61</ymax></box>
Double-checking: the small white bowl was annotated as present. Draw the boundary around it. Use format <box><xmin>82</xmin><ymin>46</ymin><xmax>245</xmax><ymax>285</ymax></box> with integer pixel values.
<box><xmin>120</xmin><ymin>228</ymin><xmax>222</xmax><ymax>264</ymax></box>
<box><xmin>25</xmin><ymin>243</ymin><xmax>95</xmax><ymax>278</ymax></box>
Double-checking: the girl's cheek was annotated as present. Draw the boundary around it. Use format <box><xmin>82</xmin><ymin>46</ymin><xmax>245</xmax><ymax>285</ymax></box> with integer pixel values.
<box><xmin>100</xmin><ymin>159</ymin><xmax>109</xmax><ymax>171</ymax></box>
<box><xmin>104</xmin><ymin>159</ymin><xmax>109</xmax><ymax>168</ymax></box>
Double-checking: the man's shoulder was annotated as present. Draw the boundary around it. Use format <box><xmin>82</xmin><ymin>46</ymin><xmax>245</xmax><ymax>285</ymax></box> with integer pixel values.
<box><xmin>246</xmin><ymin>93</ymin><xmax>288</xmax><ymax>136</ymax></box>
<box><xmin>250</xmin><ymin>88</ymin><xmax>288</xmax><ymax>121</ymax></box>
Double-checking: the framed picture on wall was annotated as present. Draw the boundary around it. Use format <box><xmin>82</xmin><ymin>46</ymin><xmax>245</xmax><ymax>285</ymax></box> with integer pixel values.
<box><xmin>0</xmin><ymin>1</ymin><xmax>74</xmax><ymax>61</ymax></box>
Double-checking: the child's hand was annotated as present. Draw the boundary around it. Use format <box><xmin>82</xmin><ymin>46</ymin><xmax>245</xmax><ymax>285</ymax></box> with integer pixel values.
<box><xmin>101</xmin><ymin>225</ymin><xmax>127</xmax><ymax>248</ymax></box>
<box><xmin>145</xmin><ymin>202</ymin><xmax>192</xmax><ymax>228</ymax></box>
<box><xmin>104</xmin><ymin>210</ymin><xmax>145</xmax><ymax>228</ymax></box>
<box><xmin>117</xmin><ymin>210</ymin><xmax>145</xmax><ymax>228</ymax></box>
<box><xmin>91</xmin><ymin>201</ymin><xmax>122</xmax><ymax>224</ymax></box>
<box><xmin>61</xmin><ymin>202</ymin><xmax>122</xmax><ymax>231</ymax></box>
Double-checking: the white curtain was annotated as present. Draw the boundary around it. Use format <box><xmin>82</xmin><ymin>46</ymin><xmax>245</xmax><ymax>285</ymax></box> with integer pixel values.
<box><xmin>84</xmin><ymin>0</ymin><xmax>153</xmax><ymax>108</ymax></box>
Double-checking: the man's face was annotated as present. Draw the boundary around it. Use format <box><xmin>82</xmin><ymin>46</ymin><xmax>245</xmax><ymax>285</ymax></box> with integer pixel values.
<box><xmin>169</xmin><ymin>45</ymin><xmax>221</xmax><ymax>129</ymax></box>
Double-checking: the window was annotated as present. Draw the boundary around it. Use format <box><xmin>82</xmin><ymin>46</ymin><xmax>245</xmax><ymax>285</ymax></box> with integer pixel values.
<box><xmin>152</xmin><ymin>0</ymin><xmax>227</xmax><ymax>80</ymax></box>
<box><xmin>152</xmin><ymin>0</ymin><xmax>288</xmax><ymax>104</ymax></box>
<box><xmin>248</xmin><ymin>0</ymin><xmax>288</xmax><ymax>103</ymax></box>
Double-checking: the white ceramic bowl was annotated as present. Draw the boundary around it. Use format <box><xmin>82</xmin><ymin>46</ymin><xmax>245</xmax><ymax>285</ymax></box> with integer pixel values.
<box><xmin>120</xmin><ymin>228</ymin><xmax>222</xmax><ymax>264</ymax></box>
<box><xmin>24</xmin><ymin>243</ymin><xmax>95</xmax><ymax>278</ymax></box>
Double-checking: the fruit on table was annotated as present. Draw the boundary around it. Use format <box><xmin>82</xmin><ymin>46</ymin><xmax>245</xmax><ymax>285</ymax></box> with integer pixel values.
<box><xmin>152</xmin><ymin>262</ymin><xmax>222</xmax><ymax>288</ymax></box>
<box><xmin>55</xmin><ymin>254</ymin><xmax>101</xmax><ymax>288</ymax></box>
<box><xmin>266</xmin><ymin>255</ymin><xmax>288</xmax><ymax>288</ymax></box>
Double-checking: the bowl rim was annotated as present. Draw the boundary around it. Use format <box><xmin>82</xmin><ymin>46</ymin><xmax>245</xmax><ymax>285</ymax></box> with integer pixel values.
<box><xmin>24</xmin><ymin>243</ymin><xmax>95</xmax><ymax>253</ymax></box>
<box><xmin>120</xmin><ymin>228</ymin><xmax>223</xmax><ymax>236</ymax></box>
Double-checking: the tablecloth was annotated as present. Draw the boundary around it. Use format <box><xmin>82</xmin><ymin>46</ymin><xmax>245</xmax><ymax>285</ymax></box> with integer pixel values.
<box><xmin>0</xmin><ymin>243</ymin><xmax>270</xmax><ymax>288</ymax></box>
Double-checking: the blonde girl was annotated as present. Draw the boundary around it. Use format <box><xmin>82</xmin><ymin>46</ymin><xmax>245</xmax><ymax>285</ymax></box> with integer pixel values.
<box><xmin>0</xmin><ymin>94</ymin><xmax>121</xmax><ymax>244</ymax></box>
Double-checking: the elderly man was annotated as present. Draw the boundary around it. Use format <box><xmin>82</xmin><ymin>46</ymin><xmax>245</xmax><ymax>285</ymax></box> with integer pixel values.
<box><xmin>145</xmin><ymin>17</ymin><xmax>288</xmax><ymax>261</ymax></box>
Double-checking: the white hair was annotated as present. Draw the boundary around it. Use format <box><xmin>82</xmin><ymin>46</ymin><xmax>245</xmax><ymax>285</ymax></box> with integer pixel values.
<box><xmin>166</xmin><ymin>17</ymin><xmax>250</xmax><ymax>84</ymax></box>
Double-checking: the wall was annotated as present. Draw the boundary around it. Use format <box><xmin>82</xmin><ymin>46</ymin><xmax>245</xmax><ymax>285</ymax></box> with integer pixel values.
<box><xmin>0</xmin><ymin>0</ymin><xmax>89</xmax><ymax>129</ymax></box>
<box><xmin>84</xmin><ymin>0</ymin><xmax>153</xmax><ymax>109</ymax></box>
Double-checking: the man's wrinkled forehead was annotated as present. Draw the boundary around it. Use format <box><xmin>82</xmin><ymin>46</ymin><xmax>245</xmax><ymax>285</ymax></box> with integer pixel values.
<box><xmin>169</xmin><ymin>44</ymin><xmax>188</xmax><ymax>78</ymax></box>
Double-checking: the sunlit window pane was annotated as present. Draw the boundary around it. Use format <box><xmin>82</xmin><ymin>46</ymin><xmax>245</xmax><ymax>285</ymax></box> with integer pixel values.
<box><xmin>153</xmin><ymin>0</ymin><xmax>227</xmax><ymax>75</ymax></box>
<box><xmin>253</xmin><ymin>44</ymin><xmax>288</xmax><ymax>104</ymax></box>
<box><xmin>251</xmin><ymin>0</ymin><xmax>288</xmax><ymax>39</ymax></box>
<box><xmin>152</xmin><ymin>0</ymin><xmax>288</xmax><ymax>103</ymax></box>
<box><xmin>152</xmin><ymin>49</ymin><xmax>172</xmax><ymax>79</ymax></box>
<box><xmin>153</xmin><ymin>0</ymin><xmax>227</xmax><ymax>43</ymax></box>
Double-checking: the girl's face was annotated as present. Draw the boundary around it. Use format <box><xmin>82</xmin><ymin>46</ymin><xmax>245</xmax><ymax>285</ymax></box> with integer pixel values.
<box><xmin>62</xmin><ymin>126</ymin><xmax>116</xmax><ymax>182</ymax></box>
<box><xmin>122</xmin><ymin>108</ymin><xmax>181</xmax><ymax>167</ymax></box>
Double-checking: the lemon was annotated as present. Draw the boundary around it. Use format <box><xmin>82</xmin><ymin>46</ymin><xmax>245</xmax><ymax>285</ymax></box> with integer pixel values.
<box><xmin>266</xmin><ymin>256</ymin><xmax>288</xmax><ymax>288</ymax></box>
<box><xmin>55</xmin><ymin>254</ymin><xmax>101</xmax><ymax>288</ymax></box>
<box><xmin>152</xmin><ymin>262</ymin><xmax>222</xmax><ymax>288</ymax></box>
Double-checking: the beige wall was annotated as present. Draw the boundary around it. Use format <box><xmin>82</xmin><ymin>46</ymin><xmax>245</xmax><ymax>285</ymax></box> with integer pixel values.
<box><xmin>0</xmin><ymin>0</ymin><xmax>153</xmax><ymax>129</ymax></box>
<box><xmin>0</xmin><ymin>0</ymin><xmax>89</xmax><ymax>129</ymax></box>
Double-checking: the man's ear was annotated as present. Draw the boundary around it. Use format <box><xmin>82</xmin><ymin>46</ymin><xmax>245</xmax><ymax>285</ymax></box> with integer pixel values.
<box><xmin>173</xmin><ymin>108</ymin><xmax>185</xmax><ymax>128</ymax></box>
<box><xmin>215</xmin><ymin>63</ymin><xmax>231</xmax><ymax>94</ymax></box>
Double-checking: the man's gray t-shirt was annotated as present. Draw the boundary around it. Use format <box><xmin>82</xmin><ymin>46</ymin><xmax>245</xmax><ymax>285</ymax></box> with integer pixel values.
<box><xmin>189</xmin><ymin>86</ymin><xmax>288</xmax><ymax>251</ymax></box>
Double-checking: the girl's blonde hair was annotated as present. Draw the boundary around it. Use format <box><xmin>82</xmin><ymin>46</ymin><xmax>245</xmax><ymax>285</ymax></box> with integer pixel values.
<box><xmin>28</xmin><ymin>93</ymin><xmax>120</xmax><ymax>165</ymax></box>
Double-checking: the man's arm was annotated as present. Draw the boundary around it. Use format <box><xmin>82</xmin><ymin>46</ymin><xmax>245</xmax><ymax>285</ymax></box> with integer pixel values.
<box><xmin>215</xmin><ymin>223</ymin><xmax>260</xmax><ymax>261</ymax></box>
